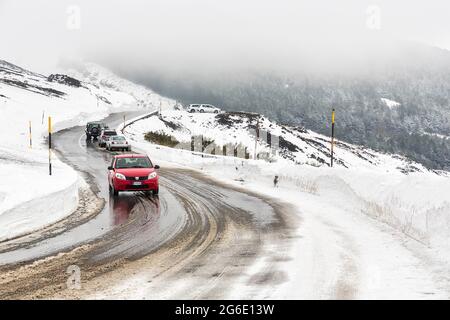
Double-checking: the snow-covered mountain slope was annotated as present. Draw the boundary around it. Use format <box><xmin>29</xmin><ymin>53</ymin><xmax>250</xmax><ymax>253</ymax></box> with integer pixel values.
<box><xmin>125</xmin><ymin>110</ymin><xmax>433</xmax><ymax>175</ymax></box>
<box><xmin>2</xmin><ymin>61</ymin><xmax>116</xmax><ymax>147</ymax></box>
<box><xmin>0</xmin><ymin>59</ymin><xmax>179</xmax><ymax>153</ymax></box>
<box><xmin>0</xmin><ymin>59</ymin><xmax>174</xmax><ymax>240</ymax></box>
<box><xmin>60</xmin><ymin>62</ymin><xmax>175</xmax><ymax>111</ymax></box>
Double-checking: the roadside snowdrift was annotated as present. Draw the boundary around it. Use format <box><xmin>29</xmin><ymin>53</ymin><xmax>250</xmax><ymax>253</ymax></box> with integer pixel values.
<box><xmin>0</xmin><ymin>161</ymin><xmax>78</xmax><ymax>241</ymax></box>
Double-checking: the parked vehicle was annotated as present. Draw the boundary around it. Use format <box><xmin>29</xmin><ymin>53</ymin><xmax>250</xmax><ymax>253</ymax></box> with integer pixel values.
<box><xmin>108</xmin><ymin>154</ymin><xmax>160</xmax><ymax>196</ymax></box>
<box><xmin>187</xmin><ymin>104</ymin><xmax>220</xmax><ymax>113</ymax></box>
<box><xmin>99</xmin><ymin>129</ymin><xmax>118</xmax><ymax>147</ymax></box>
<box><xmin>85</xmin><ymin>122</ymin><xmax>105</xmax><ymax>140</ymax></box>
<box><xmin>106</xmin><ymin>135</ymin><xmax>131</xmax><ymax>151</ymax></box>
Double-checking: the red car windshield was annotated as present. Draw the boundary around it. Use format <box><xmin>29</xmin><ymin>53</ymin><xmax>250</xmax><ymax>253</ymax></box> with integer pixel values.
<box><xmin>115</xmin><ymin>157</ymin><xmax>152</xmax><ymax>169</ymax></box>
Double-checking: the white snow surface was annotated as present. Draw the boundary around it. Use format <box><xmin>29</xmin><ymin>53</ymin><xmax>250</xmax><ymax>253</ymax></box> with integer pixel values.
<box><xmin>381</xmin><ymin>98</ymin><xmax>401</xmax><ymax>109</ymax></box>
<box><xmin>0</xmin><ymin>59</ymin><xmax>173</xmax><ymax>240</ymax></box>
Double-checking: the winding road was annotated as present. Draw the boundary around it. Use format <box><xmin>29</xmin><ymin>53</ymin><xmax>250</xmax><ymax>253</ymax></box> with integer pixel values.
<box><xmin>0</xmin><ymin>112</ymin><xmax>297</xmax><ymax>299</ymax></box>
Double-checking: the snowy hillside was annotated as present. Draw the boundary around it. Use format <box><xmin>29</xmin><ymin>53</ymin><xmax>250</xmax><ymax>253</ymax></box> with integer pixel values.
<box><xmin>125</xmin><ymin>110</ymin><xmax>432</xmax><ymax>175</ymax></box>
<box><xmin>123</xmin><ymin>110</ymin><xmax>450</xmax><ymax>269</ymax></box>
<box><xmin>2</xmin><ymin>60</ymin><xmax>123</xmax><ymax>146</ymax></box>
<box><xmin>0</xmin><ymin>59</ymin><xmax>174</xmax><ymax>239</ymax></box>
<box><xmin>61</xmin><ymin>62</ymin><xmax>175</xmax><ymax>111</ymax></box>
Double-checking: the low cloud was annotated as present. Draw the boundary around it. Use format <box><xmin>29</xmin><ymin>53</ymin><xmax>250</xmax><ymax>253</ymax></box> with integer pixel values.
<box><xmin>1</xmin><ymin>0</ymin><xmax>450</xmax><ymax>75</ymax></box>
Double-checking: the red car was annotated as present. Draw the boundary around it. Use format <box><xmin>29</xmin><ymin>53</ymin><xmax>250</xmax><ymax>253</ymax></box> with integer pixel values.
<box><xmin>108</xmin><ymin>154</ymin><xmax>160</xmax><ymax>196</ymax></box>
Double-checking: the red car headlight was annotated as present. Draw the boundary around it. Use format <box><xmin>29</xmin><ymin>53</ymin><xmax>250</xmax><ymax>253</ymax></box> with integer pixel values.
<box><xmin>115</xmin><ymin>173</ymin><xmax>126</xmax><ymax>180</ymax></box>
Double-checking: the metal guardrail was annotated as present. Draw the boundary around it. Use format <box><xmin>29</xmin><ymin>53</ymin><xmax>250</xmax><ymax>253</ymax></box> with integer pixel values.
<box><xmin>121</xmin><ymin>111</ymin><xmax>159</xmax><ymax>132</ymax></box>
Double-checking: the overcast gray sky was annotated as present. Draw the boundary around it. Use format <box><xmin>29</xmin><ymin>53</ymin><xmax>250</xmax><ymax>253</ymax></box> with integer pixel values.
<box><xmin>1</xmin><ymin>0</ymin><xmax>450</xmax><ymax>74</ymax></box>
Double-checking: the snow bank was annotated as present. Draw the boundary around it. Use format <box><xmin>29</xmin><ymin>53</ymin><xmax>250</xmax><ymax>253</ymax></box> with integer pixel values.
<box><xmin>0</xmin><ymin>162</ymin><xmax>79</xmax><ymax>241</ymax></box>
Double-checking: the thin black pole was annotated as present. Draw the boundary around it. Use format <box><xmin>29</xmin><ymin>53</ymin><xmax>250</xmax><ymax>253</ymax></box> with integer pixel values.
<box><xmin>331</xmin><ymin>109</ymin><xmax>335</xmax><ymax>167</ymax></box>
<box><xmin>254</xmin><ymin>117</ymin><xmax>260</xmax><ymax>160</ymax></box>
<box><xmin>29</xmin><ymin>121</ymin><xmax>32</xmax><ymax>149</ymax></box>
<box><xmin>48</xmin><ymin>116</ymin><xmax>52</xmax><ymax>176</ymax></box>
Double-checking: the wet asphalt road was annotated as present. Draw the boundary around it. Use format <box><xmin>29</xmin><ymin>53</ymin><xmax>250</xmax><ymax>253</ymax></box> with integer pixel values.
<box><xmin>0</xmin><ymin>112</ymin><xmax>295</xmax><ymax>299</ymax></box>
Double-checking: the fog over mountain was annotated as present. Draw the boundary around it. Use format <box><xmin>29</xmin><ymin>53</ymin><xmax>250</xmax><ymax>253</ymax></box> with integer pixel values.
<box><xmin>2</xmin><ymin>0</ymin><xmax>450</xmax><ymax>73</ymax></box>
<box><xmin>2</xmin><ymin>0</ymin><xmax>450</xmax><ymax>169</ymax></box>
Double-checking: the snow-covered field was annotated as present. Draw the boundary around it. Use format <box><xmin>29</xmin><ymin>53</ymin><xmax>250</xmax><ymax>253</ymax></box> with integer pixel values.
<box><xmin>121</xmin><ymin>110</ymin><xmax>450</xmax><ymax>298</ymax></box>
<box><xmin>0</xmin><ymin>60</ymin><xmax>174</xmax><ymax>240</ymax></box>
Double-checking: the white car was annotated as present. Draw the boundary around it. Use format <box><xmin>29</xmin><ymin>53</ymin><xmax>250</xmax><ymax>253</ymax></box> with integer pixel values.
<box><xmin>99</xmin><ymin>129</ymin><xmax>117</xmax><ymax>147</ymax></box>
<box><xmin>187</xmin><ymin>104</ymin><xmax>221</xmax><ymax>113</ymax></box>
<box><xmin>106</xmin><ymin>135</ymin><xmax>131</xmax><ymax>152</ymax></box>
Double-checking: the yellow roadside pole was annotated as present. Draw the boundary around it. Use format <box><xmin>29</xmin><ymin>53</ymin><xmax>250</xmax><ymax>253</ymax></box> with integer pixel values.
<box><xmin>48</xmin><ymin>116</ymin><xmax>52</xmax><ymax>176</ymax></box>
<box><xmin>330</xmin><ymin>109</ymin><xmax>335</xmax><ymax>167</ymax></box>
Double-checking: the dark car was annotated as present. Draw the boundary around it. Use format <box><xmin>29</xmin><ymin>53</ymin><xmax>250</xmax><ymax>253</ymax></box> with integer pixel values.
<box><xmin>85</xmin><ymin>122</ymin><xmax>105</xmax><ymax>140</ymax></box>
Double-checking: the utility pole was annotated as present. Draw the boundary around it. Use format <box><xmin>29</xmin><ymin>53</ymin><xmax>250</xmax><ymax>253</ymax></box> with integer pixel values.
<box><xmin>254</xmin><ymin>117</ymin><xmax>260</xmax><ymax>160</ymax></box>
<box><xmin>48</xmin><ymin>116</ymin><xmax>52</xmax><ymax>176</ymax></box>
<box><xmin>330</xmin><ymin>108</ymin><xmax>335</xmax><ymax>167</ymax></box>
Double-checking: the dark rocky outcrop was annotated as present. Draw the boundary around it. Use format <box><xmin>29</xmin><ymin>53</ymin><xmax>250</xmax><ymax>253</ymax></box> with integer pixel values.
<box><xmin>48</xmin><ymin>74</ymin><xmax>81</xmax><ymax>87</ymax></box>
